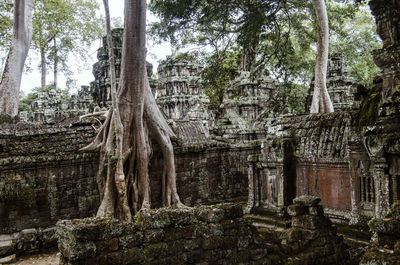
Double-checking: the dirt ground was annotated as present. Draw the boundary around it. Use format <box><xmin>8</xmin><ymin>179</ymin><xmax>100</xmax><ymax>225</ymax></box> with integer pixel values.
<box><xmin>10</xmin><ymin>252</ymin><xmax>60</xmax><ymax>265</ymax></box>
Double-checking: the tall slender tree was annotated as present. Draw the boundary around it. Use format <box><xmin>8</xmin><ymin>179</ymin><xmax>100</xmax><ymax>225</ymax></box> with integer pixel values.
<box><xmin>82</xmin><ymin>0</ymin><xmax>184</xmax><ymax>221</ymax></box>
<box><xmin>310</xmin><ymin>0</ymin><xmax>334</xmax><ymax>113</ymax></box>
<box><xmin>0</xmin><ymin>1</ymin><xmax>13</xmax><ymax>49</ymax></box>
<box><xmin>0</xmin><ymin>0</ymin><xmax>33</xmax><ymax>118</ymax></box>
<box><xmin>32</xmin><ymin>0</ymin><xmax>102</xmax><ymax>90</ymax></box>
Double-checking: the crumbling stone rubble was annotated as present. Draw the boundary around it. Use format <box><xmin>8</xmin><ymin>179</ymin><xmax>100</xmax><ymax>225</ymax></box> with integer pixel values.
<box><xmin>281</xmin><ymin>196</ymin><xmax>349</xmax><ymax>265</ymax></box>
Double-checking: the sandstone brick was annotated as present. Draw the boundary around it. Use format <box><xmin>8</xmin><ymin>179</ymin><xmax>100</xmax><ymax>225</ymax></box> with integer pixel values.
<box><xmin>293</xmin><ymin>195</ymin><xmax>321</xmax><ymax>207</ymax></box>
<box><xmin>309</xmin><ymin>205</ymin><xmax>324</xmax><ymax>216</ymax></box>
<box><xmin>0</xmin><ymin>254</ymin><xmax>16</xmax><ymax>264</ymax></box>
<box><xmin>0</xmin><ymin>240</ymin><xmax>13</xmax><ymax>256</ymax></box>
<box><xmin>287</xmin><ymin>204</ymin><xmax>306</xmax><ymax>217</ymax></box>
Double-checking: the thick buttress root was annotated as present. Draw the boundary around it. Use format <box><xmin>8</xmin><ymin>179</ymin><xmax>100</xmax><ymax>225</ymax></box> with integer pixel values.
<box><xmin>81</xmin><ymin>0</ymin><xmax>185</xmax><ymax>221</ymax></box>
<box><xmin>80</xmin><ymin>80</ymin><xmax>186</xmax><ymax>220</ymax></box>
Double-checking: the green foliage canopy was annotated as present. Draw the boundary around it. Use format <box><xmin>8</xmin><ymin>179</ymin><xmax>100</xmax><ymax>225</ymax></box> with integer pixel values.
<box><xmin>0</xmin><ymin>0</ymin><xmax>103</xmax><ymax>88</ymax></box>
<box><xmin>32</xmin><ymin>0</ymin><xmax>103</xmax><ymax>86</ymax></box>
<box><xmin>0</xmin><ymin>0</ymin><xmax>13</xmax><ymax>49</ymax></box>
<box><xmin>150</xmin><ymin>0</ymin><xmax>381</xmax><ymax>112</ymax></box>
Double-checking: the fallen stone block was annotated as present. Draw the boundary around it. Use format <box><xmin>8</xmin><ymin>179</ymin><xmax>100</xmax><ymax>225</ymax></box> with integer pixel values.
<box><xmin>0</xmin><ymin>254</ymin><xmax>16</xmax><ymax>264</ymax></box>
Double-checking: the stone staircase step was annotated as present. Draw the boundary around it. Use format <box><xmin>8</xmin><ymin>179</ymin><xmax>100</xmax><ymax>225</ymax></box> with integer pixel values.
<box><xmin>334</xmin><ymin>224</ymin><xmax>371</xmax><ymax>248</ymax></box>
<box><xmin>343</xmin><ymin>236</ymin><xmax>370</xmax><ymax>248</ymax></box>
<box><xmin>0</xmin><ymin>240</ymin><xmax>13</xmax><ymax>257</ymax></box>
<box><xmin>246</xmin><ymin>213</ymin><xmax>291</xmax><ymax>229</ymax></box>
<box><xmin>0</xmin><ymin>254</ymin><xmax>16</xmax><ymax>264</ymax></box>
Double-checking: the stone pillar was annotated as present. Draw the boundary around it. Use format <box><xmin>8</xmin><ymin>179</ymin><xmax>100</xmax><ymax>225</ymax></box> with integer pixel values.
<box><xmin>373</xmin><ymin>158</ymin><xmax>390</xmax><ymax>218</ymax></box>
<box><xmin>369</xmin><ymin>0</ymin><xmax>400</xmax><ymax>113</ymax></box>
<box><xmin>246</xmin><ymin>154</ymin><xmax>259</xmax><ymax>213</ymax></box>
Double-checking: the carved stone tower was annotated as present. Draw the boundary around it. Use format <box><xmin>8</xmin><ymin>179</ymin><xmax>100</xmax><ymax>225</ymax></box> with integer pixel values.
<box><xmin>156</xmin><ymin>57</ymin><xmax>209</xmax><ymax>121</ymax></box>
<box><xmin>90</xmin><ymin>28</ymin><xmax>155</xmax><ymax>108</ymax></box>
<box><xmin>306</xmin><ymin>53</ymin><xmax>357</xmax><ymax>112</ymax></box>
<box><xmin>326</xmin><ymin>53</ymin><xmax>357</xmax><ymax>111</ymax></box>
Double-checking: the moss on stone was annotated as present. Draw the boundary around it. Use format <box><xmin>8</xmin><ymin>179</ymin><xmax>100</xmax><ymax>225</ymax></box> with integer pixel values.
<box><xmin>358</xmin><ymin>81</ymin><xmax>383</xmax><ymax>126</ymax></box>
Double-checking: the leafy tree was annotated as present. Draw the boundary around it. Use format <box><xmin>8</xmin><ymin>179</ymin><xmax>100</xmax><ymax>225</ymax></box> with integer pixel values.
<box><xmin>150</xmin><ymin>0</ymin><xmax>378</xmax><ymax>113</ymax></box>
<box><xmin>31</xmin><ymin>0</ymin><xmax>103</xmax><ymax>90</ymax></box>
<box><xmin>0</xmin><ymin>0</ymin><xmax>13</xmax><ymax>50</ymax></box>
<box><xmin>0</xmin><ymin>0</ymin><xmax>33</xmax><ymax>118</ymax></box>
<box><xmin>330</xmin><ymin>4</ymin><xmax>381</xmax><ymax>85</ymax></box>
<box><xmin>203</xmin><ymin>51</ymin><xmax>239</xmax><ymax>106</ymax></box>
<box><xmin>149</xmin><ymin>0</ymin><xmax>283</xmax><ymax>72</ymax></box>
<box><xmin>18</xmin><ymin>90</ymin><xmax>35</xmax><ymax>112</ymax></box>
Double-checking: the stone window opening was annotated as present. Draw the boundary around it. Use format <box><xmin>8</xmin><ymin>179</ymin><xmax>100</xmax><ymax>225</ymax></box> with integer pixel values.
<box><xmin>390</xmin><ymin>175</ymin><xmax>400</xmax><ymax>204</ymax></box>
<box><xmin>357</xmin><ymin>160</ymin><xmax>375</xmax><ymax>204</ymax></box>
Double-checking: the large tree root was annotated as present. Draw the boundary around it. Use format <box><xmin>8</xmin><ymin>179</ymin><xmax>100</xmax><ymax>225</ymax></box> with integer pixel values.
<box><xmin>80</xmin><ymin>79</ymin><xmax>185</xmax><ymax>220</ymax></box>
<box><xmin>81</xmin><ymin>0</ymin><xmax>186</xmax><ymax>222</ymax></box>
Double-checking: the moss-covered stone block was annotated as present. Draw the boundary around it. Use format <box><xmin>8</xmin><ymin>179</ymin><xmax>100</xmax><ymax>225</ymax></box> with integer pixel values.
<box><xmin>143</xmin><ymin>242</ymin><xmax>170</xmax><ymax>261</ymax></box>
<box><xmin>119</xmin><ymin>232</ymin><xmax>143</xmax><ymax>249</ymax></box>
<box><xmin>58</xmin><ymin>240</ymin><xmax>96</xmax><ymax>261</ymax></box>
<box><xmin>136</xmin><ymin>207</ymin><xmax>195</xmax><ymax>230</ymax></box>
<box><xmin>121</xmin><ymin>247</ymin><xmax>145</xmax><ymax>264</ymax></box>
<box><xmin>143</xmin><ymin>229</ymin><xmax>165</xmax><ymax>244</ymax></box>
<box><xmin>163</xmin><ymin>226</ymin><xmax>195</xmax><ymax>241</ymax></box>
<box><xmin>195</xmin><ymin>203</ymin><xmax>243</xmax><ymax>223</ymax></box>
<box><xmin>96</xmin><ymin>238</ymin><xmax>119</xmax><ymax>252</ymax></box>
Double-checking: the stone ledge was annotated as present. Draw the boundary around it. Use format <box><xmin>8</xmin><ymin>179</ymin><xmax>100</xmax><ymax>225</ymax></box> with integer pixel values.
<box><xmin>56</xmin><ymin>204</ymin><xmax>269</xmax><ymax>265</ymax></box>
<box><xmin>0</xmin><ymin>227</ymin><xmax>57</xmax><ymax>259</ymax></box>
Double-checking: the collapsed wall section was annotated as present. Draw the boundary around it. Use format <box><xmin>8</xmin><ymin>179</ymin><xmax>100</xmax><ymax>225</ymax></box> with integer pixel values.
<box><xmin>57</xmin><ymin>200</ymin><xmax>349</xmax><ymax>265</ymax></box>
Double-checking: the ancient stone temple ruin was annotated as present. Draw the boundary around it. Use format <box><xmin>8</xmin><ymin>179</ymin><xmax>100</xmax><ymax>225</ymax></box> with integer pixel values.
<box><xmin>306</xmin><ymin>53</ymin><xmax>359</xmax><ymax>112</ymax></box>
<box><xmin>225</xmin><ymin>71</ymin><xmax>283</xmax><ymax>123</ymax></box>
<box><xmin>90</xmin><ymin>28</ymin><xmax>156</xmax><ymax>108</ymax></box>
<box><xmin>326</xmin><ymin>53</ymin><xmax>359</xmax><ymax>110</ymax></box>
<box><xmin>90</xmin><ymin>28</ymin><xmax>123</xmax><ymax>107</ymax></box>
<box><xmin>156</xmin><ymin>57</ymin><xmax>210</xmax><ymax>121</ymax></box>
<box><xmin>1</xmin><ymin>0</ymin><xmax>400</xmax><ymax>263</ymax></box>
<box><xmin>20</xmin><ymin>85</ymin><xmax>94</xmax><ymax>123</ymax></box>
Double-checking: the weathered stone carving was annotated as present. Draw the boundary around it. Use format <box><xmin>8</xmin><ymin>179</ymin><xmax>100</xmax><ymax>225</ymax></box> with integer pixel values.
<box><xmin>306</xmin><ymin>53</ymin><xmax>359</xmax><ymax>112</ymax></box>
<box><xmin>282</xmin><ymin>196</ymin><xmax>349</xmax><ymax>264</ymax></box>
<box><xmin>90</xmin><ymin>28</ymin><xmax>157</xmax><ymax>108</ymax></box>
<box><xmin>156</xmin><ymin>57</ymin><xmax>210</xmax><ymax>122</ymax></box>
<box><xmin>25</xmin><ymin>86</ymin><xmax>95</xmax><ymax>123</ymax></box>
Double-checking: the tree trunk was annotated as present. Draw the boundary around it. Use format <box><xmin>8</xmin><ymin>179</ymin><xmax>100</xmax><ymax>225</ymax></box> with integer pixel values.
<box><xmin>0</xmin><ymin>0</ymin><xmax>33</xmax><ymax>117</ymax></box>
<box><xmin>82</xmin><ymin>0</ymin><xmax>184</xmax><ymax>221</ymax></box>
<box><xmin>53</xmin><ymin>37</ymin><xmax>58</xmax><ymax>89</ymax></box>
<box><xmin>40</xmin><ymin>46</ymin><xmax>46</xmax><ymax>90</ymax></box>
<box><xmin>239</xmin><ymin>37</ymin><xmax>259</xmax><ymax>72</ymax></box>
<box><xmin>310</xmin><ymin>0</ymin><xmax>334</xmax><ymax>113</ymax></box>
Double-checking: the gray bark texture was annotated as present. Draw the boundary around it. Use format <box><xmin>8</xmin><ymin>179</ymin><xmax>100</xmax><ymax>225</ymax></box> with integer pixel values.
<box><xmin>40</xmin><ymin>47</ymin><xmax>46</xmax><ymax>90</ymax></box>
<box><xmin>82</xmin><ymin>0</ymin><xmax>184</xmax><ymax>221</ymax></box>
<box><xmin>310</xmin><ymin>0</ymin><xmax>334</xmax><ymax>113</ymax></box>
<box><xmin>0</xmin><ymin>0</ymin><xmax>33</xmax><ymax>117</ymax></box>
<box><xmin>53</xmin><ymin>37</ymin><xmax>58</xmax><ymax>89</ymax></box>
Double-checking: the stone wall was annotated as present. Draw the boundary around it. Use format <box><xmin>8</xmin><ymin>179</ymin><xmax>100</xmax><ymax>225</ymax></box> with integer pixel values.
<box><xmin>160</xmin><ymin>142</ymin><xmax>258</xmax><ymax>207</ymax></box>
<box><xmin>56</xmin><ymin>204</ymin><xmax>276</xmax><ymax>265</ymax></box>
<box><xmin>0</xmin><ymin>121</ymin><xmax>259</xmax><ymax>257</ymax></box>
<box><xmin>0</xmin><ymin>122</ymin><xmax>99</xmax><ymax>235</ymax></box>
<box><xmin>248</xmin><ymin>112</ymin><xmax>354</xmax><ymax>216</ymax></box>
<box><xmin>57</xmin><ymin>199</ymin><xmax>349</xmax><ymax>265</ymax></box>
